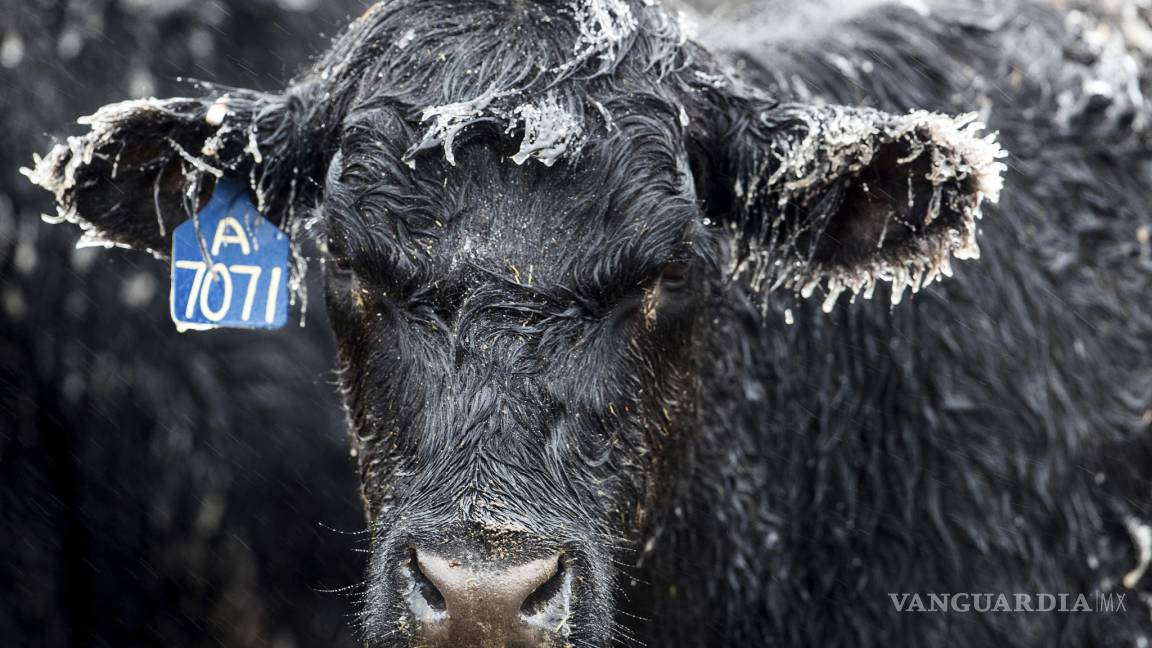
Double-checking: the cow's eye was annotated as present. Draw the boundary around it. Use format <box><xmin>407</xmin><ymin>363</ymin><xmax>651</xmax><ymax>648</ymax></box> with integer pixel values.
<box><xmin>659</xmin><ymin>261</ymin><xmax>692</xmax><ymax>292</ymax></box>
<box><xmin>329</xmin><ymin>256</ymin><xmax>355</xmax><ymax>278</ymax></box>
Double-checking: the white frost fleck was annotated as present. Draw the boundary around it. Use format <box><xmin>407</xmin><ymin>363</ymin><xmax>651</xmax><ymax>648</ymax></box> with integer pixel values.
<box><xmin>165</xmin><ymin>137</ymin><xmax>224</xmax><ymax>178</ymax></box>
<box><xmin>592</xmin><ymin>100</ymin><xmax>615</xmax><ymax>132</ymax></box>
<box><xmin>511</xmin><ymin>95</ymin><xmax>584</xmax><ymax>167</ymax></box>
<box><xmin>396</xmin><ymin>28</ymin><xmax>416</xmax><ymax>49</ymax></box>
<box><xmin>414</xmin><ymin>85</ymin><xmax>513</xmax><ymax>166</ymax></box>
<box><xmin>693</xmin><ymin>69</ymin><xmax>730</xmax><ymax>89</ymax></box>
<box><xmin>1124</xmin><ymin>517</ymin><xmax>1152</xmax><ymax>589</ymax></box>
<box><xmin>558</xmin><ymin>0</ymin><xmax>639</xmax><ymax>74</ymax></box>
<box><xmin>205</xmin><ymin>97</ymin><xmax>230</xmax><ymax>126</ymax></box>
<box><xmin>245</xmin><ymin>124</ymin><xmax>263</xmax><ymax>165</ymax></box>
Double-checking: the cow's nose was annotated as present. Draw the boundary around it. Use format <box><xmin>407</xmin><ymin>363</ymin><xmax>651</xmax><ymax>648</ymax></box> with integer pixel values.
<box><xmin>405</xmin><ymin>549</ymin><xmax>570</xmax><ymax>646</ymax></box>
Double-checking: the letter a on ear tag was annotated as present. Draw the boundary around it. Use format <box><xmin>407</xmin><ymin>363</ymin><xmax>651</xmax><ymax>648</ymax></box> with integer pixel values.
<box><xmin>171</xmin><ymin>178</ymin><xmax>289</xmax><ymax>331</ymax></box>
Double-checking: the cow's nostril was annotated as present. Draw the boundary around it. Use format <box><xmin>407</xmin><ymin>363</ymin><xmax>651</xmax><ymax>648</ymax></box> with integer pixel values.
<box><xmin>520</xmin><ymin>556</ymin><xmax>567</xmax><ymax>617</ymax></box>
<box><xmin>409</xmin><ymin>549</ymin><xmax>446</xmax><ymax>612</ymax></box>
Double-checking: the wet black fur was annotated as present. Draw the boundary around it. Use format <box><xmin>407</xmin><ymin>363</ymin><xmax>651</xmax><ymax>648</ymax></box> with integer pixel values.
<box><xmin>17</xmin><ymin>1</ymin><xmax>1152</xmax><ymax>646</ymax></box>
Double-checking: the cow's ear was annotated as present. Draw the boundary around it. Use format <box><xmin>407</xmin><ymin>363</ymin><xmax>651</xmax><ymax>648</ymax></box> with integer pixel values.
<box><xmin>698</xmin><ymin>101</ymin><xmax>1006</xmax><ymax>310</ymax></box>
<box><xmin>23</xmin><ymin>87</ymin><xmax>324</xmax><ymax>257</ymax></box>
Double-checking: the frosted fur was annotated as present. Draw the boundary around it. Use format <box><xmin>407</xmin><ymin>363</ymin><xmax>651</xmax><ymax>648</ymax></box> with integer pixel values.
<box><xmin>405</xmin><ymin>0</ymin><xmax>685</xmax><ymax>167</ymax></box>
<box><xmin>22</xmin><ymin>99</ymin><xmax>187</xmax><ymax>244</ymax></box>
<box><xmin>409</xmin><ymin>86</ymin><xmax>513</xmax><ymax>167</ymax></box>
<box><xmin>510</xmin><ymin>94</ymin><xmax>585</xmax><ymax>166</ymax></box>
<box><xmin>410</xmin><ymin>90</ymin><xmax>585</xmax><ymax>168</ymax></box>
<box><xmin>729</xmin><ymin>104</ymin><xmax>1006</xmax><ymax>312</ymax></box>
<box><xmin>21</xmin><ymin>91</ymin><xmax>315</xmax><ymax>307</ymax></box>
<box><xmin>562</xmin><ymin>0</ymin><xmax>639</xmax><ymax>74</ymax></box>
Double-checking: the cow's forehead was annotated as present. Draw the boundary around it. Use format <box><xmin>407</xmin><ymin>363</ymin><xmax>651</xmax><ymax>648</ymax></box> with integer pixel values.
<box><xmin>434</xmin><ymin>157</ymin><xmax>686</xmax><ymax>283</ymax></box>
<box><xmin>333</xmin><ymin>123</ymin><xmax>697</xmax><ymax>292</ymax></box>
<box><xmin>326</xmin><ymin>0</ymin><xmax>698</xmax><ymax>170</ymax></box>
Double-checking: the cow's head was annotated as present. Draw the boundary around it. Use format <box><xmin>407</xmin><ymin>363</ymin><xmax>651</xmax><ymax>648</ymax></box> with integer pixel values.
<box><xmin>25</xmin><ymin>1</ymin><xmax>1003</xmax><ymax>646</ymax></box>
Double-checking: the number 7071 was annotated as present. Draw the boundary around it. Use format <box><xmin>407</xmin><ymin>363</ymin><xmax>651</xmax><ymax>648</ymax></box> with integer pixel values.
<box><xmin>174</xmin><ymin>260</ymin><xmax>284</xmax><ymax>324</ymax></box>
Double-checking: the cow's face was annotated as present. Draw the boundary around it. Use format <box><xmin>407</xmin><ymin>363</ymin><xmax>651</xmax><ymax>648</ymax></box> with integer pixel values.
<box><xmin>25</xmin><ymin>1</ymin><xmax>1003</xmax><ymax>646</ymax></box>
<box><xmin>323</xmin><ymin>105</ymin><xmax>708</xmax><ymax>646</ymax></box>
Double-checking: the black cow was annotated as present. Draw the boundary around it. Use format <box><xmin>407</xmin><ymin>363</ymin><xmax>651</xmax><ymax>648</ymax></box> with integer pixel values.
<box><xmin>20</xmin><ymin>0</ymin><xmax>1152</xmax><ymax>646</ymax></box>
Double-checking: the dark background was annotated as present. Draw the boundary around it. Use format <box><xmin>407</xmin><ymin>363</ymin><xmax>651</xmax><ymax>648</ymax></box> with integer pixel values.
<box><xmin>0</xmin><ymin>1</ymin><xmax>368</xmax><ymax>646</ymax></box>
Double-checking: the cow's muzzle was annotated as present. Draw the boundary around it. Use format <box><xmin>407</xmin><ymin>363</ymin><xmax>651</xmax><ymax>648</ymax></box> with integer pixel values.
<box><xmin>402</xmin><ymin>546</ymin><xmax>572</xmax><ymax>647</ymax></box>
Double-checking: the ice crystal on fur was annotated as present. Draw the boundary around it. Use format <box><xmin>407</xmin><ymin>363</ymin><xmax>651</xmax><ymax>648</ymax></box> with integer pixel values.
<box><xmin>738</xmin><ymin>104</ymin><xmax>1006</xmax><ymax>312</ymax></box>
<box><xmin>561</xmin><ymin>0</ymin><xmax>639</xmax><ymax>74</ymax></box>
<box><xmin>511</xmin><ymin>94</ymin><xmax>585</xmax><ymax>166</ymax></box>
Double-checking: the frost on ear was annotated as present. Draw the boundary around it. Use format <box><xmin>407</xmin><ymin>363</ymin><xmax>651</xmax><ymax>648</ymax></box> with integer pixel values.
<box><xmin>729</xmin><ymin>103</ymin><xmax>1006</xmax><ymax>312</ymax></box>
<box><xmin>22</xmin><ymin>90</ymin><xmax>310</xmax><ymax>257</ymax></box>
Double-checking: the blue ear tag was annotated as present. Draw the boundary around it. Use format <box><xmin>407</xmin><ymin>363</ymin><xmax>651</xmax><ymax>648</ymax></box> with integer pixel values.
<box><xmin>170</xmin><ymin>178</ymin><xmax>290</xmax><ymax>331</ymax></box>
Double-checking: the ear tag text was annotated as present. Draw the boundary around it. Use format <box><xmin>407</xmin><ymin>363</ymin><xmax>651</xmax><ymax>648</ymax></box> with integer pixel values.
<box><xmin>170</xmin><ymin>178</ymin><xmax>289</xmax><ymax>331</ymax></box>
